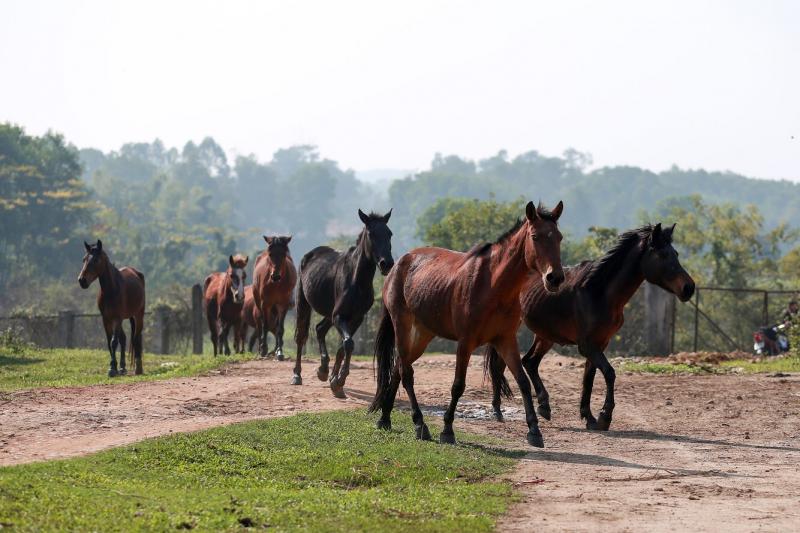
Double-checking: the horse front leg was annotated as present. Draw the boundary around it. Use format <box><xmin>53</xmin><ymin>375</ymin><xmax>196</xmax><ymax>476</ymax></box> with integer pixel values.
<box><xmin>259</xmin><ymin>310</ymin><xmax>270</xmax><ymax>357</ymax></box>
<box><xmin>579</xmin><ymin>342</ymin><xmax>616</xmax><ymax>431</ymax></box>
<box><xmin>274</xmin><ymin>307</ymin><xmax>287</xmax><ymax>361</ymax></box>
<box><xmin>220</xmin><ymin>323</ymin><xmax>232</xmax><ymax>355</ymax></box>
<box><xmin>104</xmin><ymin>319</ymin><xmax>118</xmax><ymax>377</ymax></box>
<box><xmin>523</xmin><ymin>338</ymin><xmax>554</xmax><ymax>420</ymax></box>
<box><xmin>495</xmin><ymin>335</ymin><xmax>543</xmax><ymax>447</ymax></box>
<box><xmin>315</xmin><ymin>317</ymin><xmax>333</xmax><ymax>381</ymax></box>
<box><xmin>116</xmin><ymin>325</ymin><xmax>127</xmax><ymax>375</ymax></box>
<box><xmin>330</xmin><ymin>315</ymin><xmax>363</xmax><ymax>399</ymax></box>
<box><xmin>440</xmin><ymin>340</ymin><xmax>475</xmax><ymax>444</ymax></box>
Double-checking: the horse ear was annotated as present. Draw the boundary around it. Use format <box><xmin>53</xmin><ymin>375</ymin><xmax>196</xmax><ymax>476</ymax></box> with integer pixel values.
<box><xmin>358</xmin><ymin>209</ymin><xmax>370</xmax><ymax>225</ymax></box>
<box><xmin>283</xmin><ymin>235</ymin><xmax>292</xmax><ymax>244</ymax></box>
<box><xmin>96</xmin><ymin>240</ymin><xmax>103</xmax><ymax>251</ymax></box>
<box><xmin>525</xmin><ymin>201</ymin><xmax>537</xmax><ymax>221</ymax></box>
<box><xmin>84</xmin><ymin>241</ymin><xmax>91</xmax><ymax>252</ymax></box>
<box><xmin>551</xmin><ymin>200</ymin><xmax>564</xmax><ymax>221</ymax></box>
<box><xmin>263</xmin><ymin>235</ymin><xmax>274</xmax><ymax>245</ymax></box>
<box><xmin>229</xmin><ymin>255</ymin><xmax>235</xmax><ymax>267</ymax></box>
<box><xmin>665</xmin><ymin>223</ymin><xmax>676</xmax><ymax>241</ymax></box>
<box><xmin>651</xmin><ymin>223</ymin><xmax>663</xmax><ymax>246</ymax></box>
<box><xmin>382</xmin><ymin>208</ymin><xmax>392</xmax><ymax>223</ymax></box>
<box><xmin>243</xmin><ymin>256</ymin><xmax>249</xmax><ymax>266</ymax></box>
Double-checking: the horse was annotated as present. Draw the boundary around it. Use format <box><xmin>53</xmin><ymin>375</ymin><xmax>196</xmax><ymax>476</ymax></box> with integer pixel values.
<box><xmin>369</xmin><ymin>201</ymin><xmax>565</xmax><ymax>448</ymax></box>
<box><xmin>485</xmin><ymin>223</ymin><xmax>695</xmax><ymax>431</ymax></box>
<box><xmin>78</xmin><ymin>240</ymin><xmax>145</xmax><ymax>376</ymax></box>
<box><xmin>252</xmin><ymin>236</ymin><xmax>296</xmax><ymax>360</ymax></box>
<box><xmin>203</xmin><ymin>254</ymin><xmax>248</xmax><ymax>356</ymax></box>
<box><xmin>236</xmin><ymin>285</ymin><xmax>278</xmax><ymax>354</ymax></box>
<box><xmin>294</xmin><ymin>209</ymin><xmax>394</xmax><ymax>397</ymax></box>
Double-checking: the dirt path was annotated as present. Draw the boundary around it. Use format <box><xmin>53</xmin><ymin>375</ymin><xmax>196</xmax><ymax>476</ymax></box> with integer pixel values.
<box><xmin>2</xmin><ymin>354</ymin><xmax>799</xmax><ymax>531</ymax></box>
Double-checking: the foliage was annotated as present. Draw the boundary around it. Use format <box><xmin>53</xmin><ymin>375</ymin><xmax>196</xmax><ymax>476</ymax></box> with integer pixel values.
<box><xmin>0</xmin><ymin>326</ymin><xmax>33</xmax><ymax>354</ymax></box>
<box><xmin>0</xmin><ymin>347</ymin><xmax>255</xmax><ymax>391</ymax></box>
<box><xmin>0</xmin><ymin>410</ymin><xmax>519</xmax><ymax>532</ymax></box>
<box><xmin>419</xmin><ymin>197</ymin><xmax>526</xmax><ymax>252</ymax></box>
<box><xmin>620</xmin><ymin>356</ymin><xmax>800</xmax><ymax>374</ymax></box>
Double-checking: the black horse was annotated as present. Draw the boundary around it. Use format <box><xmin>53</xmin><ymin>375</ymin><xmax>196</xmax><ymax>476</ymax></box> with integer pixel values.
<box><xmin>485</xmin><ymin>223</ymin><xmax>695</xmax><ymax>430</ymax></box>
<box><xmin>293</xmin><ymin>209</ymin><xmax>394</xmax><ymax>397</ymax></box>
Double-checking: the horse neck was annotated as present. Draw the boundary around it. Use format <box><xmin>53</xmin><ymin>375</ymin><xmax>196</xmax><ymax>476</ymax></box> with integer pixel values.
<box><xmin>604</xmin><ymin>242</ymin><xmax>646</xmax><ymax>310</ymax></box>
<box><xmin>98</xmin><ymin>259</ymin><xmax>121</xmax><ymax>296</ymax></box>
<box><xmin>221</xmin><ymin>270</ymin><xmax>233</xmax><ymax>300</ymax></box>
<box><xmin>351</xmin><ymin>232</ymin><xmax>376</xmax><ymax>287</ymax></box>
<box><xmin>489</xmin><ymin>223</ymin><xmax>530</xmax><ymax>298</ymax></box>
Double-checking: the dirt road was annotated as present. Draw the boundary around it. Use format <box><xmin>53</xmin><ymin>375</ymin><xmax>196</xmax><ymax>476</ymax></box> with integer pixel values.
<box><xmin>1</xmin><ymin>354</ymin><xmax>799</xmax><ymax>531</ymax></box>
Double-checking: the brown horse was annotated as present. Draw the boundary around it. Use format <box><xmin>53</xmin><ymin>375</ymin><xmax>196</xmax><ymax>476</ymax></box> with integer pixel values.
<box><xmin>253</xmin><ymin>236</ymin><xmax>296</xmax><ymax>359</ymax></box>
<box><xmin>204</xmin><ymin>254</ymin><xmax>248</xmax><ymax>356</ymax></box>
<box><xmin>486</xmin><ymin>223</ymin><xmax>695</xmax><ymax>431</ymax></box>
<box><xmin>236</xmin><ymin>285</ymin><xmax>278</xmax><ymax>353</ymax></box>
<box><xmin>369</xmin><ymin>201</ymin><xmax>565</xmax><ymax>448</ymax></box>
<box><xmin>78</xmin><ymin>240</ymin><xmax>145</xmax><ymax>376</ymax></box>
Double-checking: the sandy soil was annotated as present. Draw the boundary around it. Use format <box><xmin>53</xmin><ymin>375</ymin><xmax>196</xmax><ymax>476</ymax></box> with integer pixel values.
<box><xmin>1</xmin><ymin>354</ymin><xmax>799</xmax><ymax>532</ymax></box>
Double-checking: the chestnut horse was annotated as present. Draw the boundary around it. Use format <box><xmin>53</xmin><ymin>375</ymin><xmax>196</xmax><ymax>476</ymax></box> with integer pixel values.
<box><xmin>252</xmin><ymin>236</ymin><xmax>296</xmax><ymax>360</ymax></box>
<box><xmin>369</xmin><ymin>201</ymin><xmax>565</xmax><ymax>448</ymax></box>
<box><xmin>204</xmin><ymin>254</ymin><xmax>248</xmax><ymax>356</ymax></box>
<box><xmin>294</xmin><ymin>209</ymin><xmax>394</xmax><ymax>396</ymax></box>
<box><xmin>78</xmin><ymin>240</ymin><xmax>145</xmax><ymax>376</ymax></box>
<box><xmin>236</xmin><ymin>285</ymin><xmax>278</xmax><ymax>353</ymax></box>
<box><xmin>485</xmin><ymin>223</ymin><xmax>695</xmax><ymax>431</ymax></box>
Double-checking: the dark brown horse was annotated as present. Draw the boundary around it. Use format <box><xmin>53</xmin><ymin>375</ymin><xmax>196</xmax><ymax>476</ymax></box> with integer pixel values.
<box><xmin>486</xmin><ymin>223</ymin><xmax>695</xmax><ymax>431</ymax></box>
<box><xmin>253</xmin><ymin>236</ymin><xmax>296</xmax><ymax>360</ymax></box>
<box><xmin>369</xmin><ymin>201</ymin><xmax>565</xmax><ymax>447</ymax></box>
<box><xmin>294</xmin><ymin>209</ymin><xmax>394</xmax><ymax>396</ymax></box>
<box><xmin>204</xmin><ymin>254</ymin><xmax>249</xmax><ymax>356</ymax></box>
<box><xmin>78</xmin><ymin>240</ymin><xmax>145</xmax><ymax>376</ymax></box>
<box><xmin>236</xmin><ymin>285</ymin><xmax>278</xmax><ymax>354</ymax></box>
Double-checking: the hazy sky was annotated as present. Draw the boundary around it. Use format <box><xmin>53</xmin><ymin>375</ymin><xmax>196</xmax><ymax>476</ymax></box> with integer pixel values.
<box><xmin>2</xmin><ymin>1</ymin><xmax>798</xmax><ymax>180</ymax></box>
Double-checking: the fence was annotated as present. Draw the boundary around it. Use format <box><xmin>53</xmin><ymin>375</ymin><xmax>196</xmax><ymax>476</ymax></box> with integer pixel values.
<box><xmin>2</xmin><ymin>283</ymin><xmax>796</xmax><ymax>356</ymax></box>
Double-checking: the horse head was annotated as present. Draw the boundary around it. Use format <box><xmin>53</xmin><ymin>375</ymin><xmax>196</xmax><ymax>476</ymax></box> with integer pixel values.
<box><xmin>524</xmin><ymin>201</ymin><xmax>565</xmax><ymax>293</ymax></box>
<box><xmin>263</xmin><ymin>235</ymin><xmax>292</xmax><ymax>283</ymax></box>
<box><xmin>640</xmin><ymin>223</ymin><xmax>695</xmax><ymax>302</ymax></box>
<box><xmin>358</xmin><ymin>208</ymin><xmax>394</xmax><ymax>275</ymax></box>
<box><xmin>78</xmin><ymin>240</ymin><xmax>109</xmax><ymax>289</ymax></box>
<box><xmin>227</xmin><ymin>254</ymin><xmax>249</xmax><ymax>303</ymax></box>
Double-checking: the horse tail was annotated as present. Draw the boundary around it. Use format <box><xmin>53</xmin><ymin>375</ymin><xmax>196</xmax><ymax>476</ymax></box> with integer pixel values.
<box><xmin>294</xmin><ymin>279</ymin><xmax>311</xmax><ymax>351</ymax></box>
<box><xmin>483</xmin><ymin>345</ymin><xmax>513</xmax><ymax>399</ymax></box>
<box><xmin>368</xmin><ymin>305</ymin><xmax>396</xmax><ymax>413</ymax></box>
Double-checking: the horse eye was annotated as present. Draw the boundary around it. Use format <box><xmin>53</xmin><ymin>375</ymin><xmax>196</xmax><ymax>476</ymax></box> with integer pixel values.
<box><xmin>532</xmin><ymin>234</ymin><xmax>539</xmax><ymax>241</ymax></box>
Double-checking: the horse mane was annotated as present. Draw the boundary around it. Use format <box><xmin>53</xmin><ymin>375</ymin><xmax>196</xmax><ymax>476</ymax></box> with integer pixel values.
<box><xmin>467</xmin><ymin>218</ymin><xmax>525</xmax><ymax>257</ymax></box>
<box><xmin>578</xmin><ymin>225</ymin><xmax>664</xmax><ymax>288</ymax></box>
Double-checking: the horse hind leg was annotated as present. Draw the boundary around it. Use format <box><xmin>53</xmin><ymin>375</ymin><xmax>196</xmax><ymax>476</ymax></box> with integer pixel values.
<box><xmin>132</xmin><ymin>314</ymin><xmax>144</xmax><ymax>375</ymax></box>
<box><xmin>579</xmin><ymin>358</ymin><xmax>598</xmax><ymax>429</ymax></box>
<box><xmin>392</xmin><ymin>319</ymin><xmax>433</xmax><ymax>440</ymax></box>
<box><xmin>496</xmin><ymin>336</ymin><xmax>544</xmax><ymax>448</ymax></box>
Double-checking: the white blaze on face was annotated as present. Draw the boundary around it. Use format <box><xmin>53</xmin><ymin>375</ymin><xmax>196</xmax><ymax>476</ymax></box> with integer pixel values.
<box><xmin>231</xmin><ymin>268</ymin><xmax>245</xmax><ymax>300</ymax></box>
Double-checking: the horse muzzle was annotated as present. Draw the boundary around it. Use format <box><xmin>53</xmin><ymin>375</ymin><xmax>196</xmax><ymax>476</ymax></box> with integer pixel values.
<box><xmin>678</xmin><ymin>280</ymin><xmax>695</xmax><ymax>302</ymax></box>
<box><xmin>78</xmin><ymin>277</ymin><xmax>89</xmax><ymax>289</ymax></box>
<box><xmin>378</xmin><ymin>258</ymin><xmax>394</xmax><ymax>275</ymax></box>
<box><xmin>543</xmin><ymin>269</ymin><xmax>565</xmax><ymax>293</ymax></box>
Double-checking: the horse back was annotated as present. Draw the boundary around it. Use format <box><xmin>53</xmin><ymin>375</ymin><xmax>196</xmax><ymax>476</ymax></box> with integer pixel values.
<box><xmin>298</xmin><ymin>246</ymin><xmax>341</xmax><ymax>318</ymax></box>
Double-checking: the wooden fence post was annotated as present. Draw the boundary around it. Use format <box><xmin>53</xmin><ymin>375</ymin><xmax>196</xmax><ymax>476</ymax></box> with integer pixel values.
<box><xmin>58</xmin><ymin>310</ymin><xmax>75</xmax><ymax>349</ymax></box>
<box><xmin>192</xmin><ymin>284</ymin><xmax>203</xmax><ymax>355</ymax></box>
<box><xmin>155</xmin><ymin>306</ymin><xmax>171</xmax><ymax>354</ymax></box>
<box><xmin>644</xmin><ymin>283</ymin><xmax>675</xmax><ymax>356</ymax></box>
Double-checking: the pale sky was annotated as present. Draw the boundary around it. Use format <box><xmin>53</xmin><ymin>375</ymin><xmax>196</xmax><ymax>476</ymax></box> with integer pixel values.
<box><xmin>2</xmin><ymin>1</ymin><xmax>798</xmax><ymax>180</ymax></box>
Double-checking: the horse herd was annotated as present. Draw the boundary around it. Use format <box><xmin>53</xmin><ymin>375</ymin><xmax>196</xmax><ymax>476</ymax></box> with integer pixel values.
<box><xmin>77</xmin><ymin>200</ymin><xmax>695</xmax><ymax>447</ymax></box>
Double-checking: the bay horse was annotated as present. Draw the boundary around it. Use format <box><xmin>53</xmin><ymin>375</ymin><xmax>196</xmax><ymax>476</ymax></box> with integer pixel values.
<box><xmin>485</xmin><ymin>223</ymin><xmax>695</xmax><ymax>431</ymax></box>
<box><xmin>78</xmin><ymin>240</ymin><xmax>145</xmax><ymax>376</ymax></box>
<box><xmin>369</xmin><ymin>201</ymin><xmax>565</xmax><ymax>448</ymax></box>
<box><xmin>203</xmin><ymin>254</ymin><xmax>248</xmax><ymax>356</ymax></box>
<box><xmin>236</xmin><ymin>285</ymin><xmax>278</xmax><ymax>354</ymax></box>
<box><xmin>252</xmin><ymin>236</ymin><xmax>296</xmax><ymax>360</ymax></box>
<box><xmin>294</xmin><ymin>209</ymin><xmax>394</xmax><ymax>397</ymax></box>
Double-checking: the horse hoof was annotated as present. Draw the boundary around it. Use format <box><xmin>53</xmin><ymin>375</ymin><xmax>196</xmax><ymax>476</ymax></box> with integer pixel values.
<box><xmin>596</xmin><ymin>412</ymin><xmax>612</xmax><ymax>431</ymax></box>
<box><xmin>439</xmin><ymin>432</ymin><xmax>456</xmax><ymax>445</ymax></box>
<box><xmin>118</xmin><ymin>368</ymin><xmax>127</xmax><ymax>376</ymax></box>
<box><xmin>291</xmin><ymin>375</ymin><xmax>302</xmax><ymax>386</ymax></box>
<box><xmin>316</xmin><ymin>368</ymin><xmax>329</xmax><ymax>381</ymax></box>
<box><xmin>537</xmin><ymin>404</ymin><xmax>552</xmax><ymax>421</ymax></box>
<box><xmin>417</xmin><ymin>424</ymin><xmax>432</xmax><ymax>441</ymax></box>
<box><xmin>527</xmin><ymin>430</ymin><xmax>545</xmax><ymax>448</ymax></box>
<box><xmin>376</xmin><ymin>419</ymin><xmax>391</xmax><ymax>431</ymax></box>
<box><xmin>493</xmin><ymin>409</ymin><xmax>504</xmax><ymax>422</ymax></box>
<box><xmin>108</xmin><ymin>368</ymin><xmax>118</xmax><ymax>378</ymax></box>
<box><xmin>585</xmin><ymin>416</ymin><xmax>599</xmax><ymax>430</ymax></box>
<box><xmin>276</xmin><ymin>351</ymin><xmax>284</xmax><ymax>362</ymax></box>
<box><xmin>330</xmin><ymin>384</ymin><xmax>347</xmax><ymax>399</ymax></box>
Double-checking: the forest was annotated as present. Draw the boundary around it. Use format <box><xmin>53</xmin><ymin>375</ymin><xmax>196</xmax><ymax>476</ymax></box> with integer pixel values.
<box><xmin>1</xmin><ymin>122</ymin><xmax>798</xmax><ymax>316</ymax></box>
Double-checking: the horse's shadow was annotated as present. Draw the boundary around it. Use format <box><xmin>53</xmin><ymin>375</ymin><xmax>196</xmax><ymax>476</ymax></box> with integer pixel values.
<box><xmin>560</xmin><ymin>426</ymin><xmax>800</xmax><ymax>453</ymax></box>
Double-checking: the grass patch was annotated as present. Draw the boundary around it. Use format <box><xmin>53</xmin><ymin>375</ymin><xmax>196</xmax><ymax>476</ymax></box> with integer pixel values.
<box><xmin>0</xmin><ymin>347</ymin><xmax>255</xmax><ymax>392</ymax></box>
<box><xmin>0</xmin><ymin>410</ymin><xmax>521</xmax><ymax>532</ymax></box>
<box><xmin>620</xmin><ymin>356</ymin><xmax>800</xmax><ymax>375</ymax></box>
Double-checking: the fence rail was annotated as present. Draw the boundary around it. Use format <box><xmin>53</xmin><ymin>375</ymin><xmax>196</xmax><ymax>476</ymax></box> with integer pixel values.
<box><xmin>2</xmin><ymin>284</ymin><xmax>797</xmax><ymax>356</ymax></box>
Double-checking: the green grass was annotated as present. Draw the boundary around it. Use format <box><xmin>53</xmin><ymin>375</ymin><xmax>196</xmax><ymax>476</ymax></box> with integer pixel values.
<box><xmin>620</xmin><ymin>355</ymin><xmax>800</xmax><ymax>375</ymax></box>
<box><xmin>0</xmin><ymin>410</ymin><xmax>521</xmax><ymax>532</ymax></box>
<box><xmin>0</xmin><ymin>347</ymin><xmax>255</xmax><ymax>392</ymax></box>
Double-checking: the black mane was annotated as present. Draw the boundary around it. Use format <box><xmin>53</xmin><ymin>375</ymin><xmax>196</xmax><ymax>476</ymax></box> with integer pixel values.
<box><xmin>467</xmin><ymin>218</ymin><xmax>525</xmax><ymax>256</ymax></box>
<box><xmin>578</xmin><ymin>225</ymin><xmax>661</xmax><ymax>289</ymax></box>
